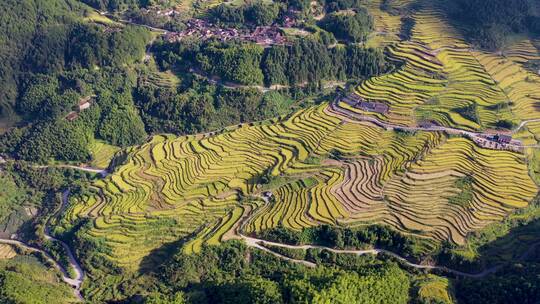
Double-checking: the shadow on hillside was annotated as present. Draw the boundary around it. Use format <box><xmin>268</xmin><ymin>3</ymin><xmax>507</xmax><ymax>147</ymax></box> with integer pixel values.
<box><xmin>138</xmin><ymin>238</ymin><xmax>188</xmax><ymax>274</ymax></box>
<box><xmin>476</xmin><ymin>216</ymin><xmax>540</xmax><ymax>266</ymax></box>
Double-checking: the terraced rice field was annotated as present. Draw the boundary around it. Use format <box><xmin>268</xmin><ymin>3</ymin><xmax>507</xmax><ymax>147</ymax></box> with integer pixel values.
<box><xmin>58</xmin><ymin>1</ymin><xmax>540</xmax><ymax>269</ymax></box>
<box><xmin>354</xmin><ymin>5</ymin><xmax>521</xmax><ymax>131</ymax></box>
<box><xmin>60</xmin><ymin>101</ymin><xmax>537</xmax><ymax>268</ymax></box>
<box><xmin>89</xmin><ymin>141</ymin><xmax>121</xmax><ymax>169</ymax></box>
<box><xmin>0</xmin><ymin>244</ymin><xmax>17</xmax><ymax>259</ymax></box>
<box><xmin>416</xmin><ymin>275</ymin><xmax>454</xmax><ymax>304</ymax></box>
<box><xmin>473</xmin><ymin>40</ymin><xmax>540</xmax><ymax>141</ymax></box>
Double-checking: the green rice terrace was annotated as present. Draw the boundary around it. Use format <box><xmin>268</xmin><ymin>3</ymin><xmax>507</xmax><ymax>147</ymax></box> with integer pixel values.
<box><xmin>54</xmin><ymin>2</ymin><xmax>540</xmax><ymax>275</ymax></box>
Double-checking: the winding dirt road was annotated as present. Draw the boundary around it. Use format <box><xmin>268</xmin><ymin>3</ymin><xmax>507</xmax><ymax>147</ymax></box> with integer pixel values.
<box><xmin>237</xmin><ymin>195</ymin><xmax>540</xmax><ymax>279</ymax></box>
<box><xmin>0</xmin><ymin>190</ymin><xmax>85</xmax><ymax>300</ymax></box>
<box><xmin>0</xmin><ymin>235</ymin><xmax>84</xmax><ymax>300</ymax></box>
<box><xmin>43</xmin><ymin>190</ymin><xmax>85</xmax><ymax>297</ymax></box>
<box><xmin>33</xmin><ymin>164</ymin><xmax>108</xmax><ymax>177</ymax></box>
<box><xmin>239</xmin><ymin>234</ymin><xmax>506</xmax><ymax>278</ymax></box>
<box><xmin>513</xmin><ymin>118</ymin><xmax>540</xmax><ymax>134</ymax></box>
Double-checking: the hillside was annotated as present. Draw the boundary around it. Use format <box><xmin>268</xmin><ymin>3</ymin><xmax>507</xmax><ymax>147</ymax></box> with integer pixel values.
<box><xmin>1</xmin><ymin>0</ymin><xmax>540</xmax><ymax>303</ymax></box>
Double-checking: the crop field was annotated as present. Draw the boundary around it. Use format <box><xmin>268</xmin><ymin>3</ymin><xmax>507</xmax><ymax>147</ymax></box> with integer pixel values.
<box><xmin>59</xmin><ymin>101</ymin><xmax>537</xmax><ymax>268</ymax></box>
<box><xmin>57</xmin><ymin>0</ymin><xmax>540</xmax><ymax>271</ymax></box>
<box><xmin>473</xmin><ymin>41</ymin><xmax>540</xmax><ymax>140</ymax></box>
<box><xmin>354</xmin><ymin>6</ymin><xmax>520</xmax><ymax>131</ymax></box>
<box><xmin>89</xmin><ymin>140</ymin><xmax>121</xmax><ymax>169</ymax></box>
<box><xmin>365</xmin><ymin>0</ymin><xmax>404</xmax><ymax>48</ymax></box>
<box><xmin>0</xmin><ymin>244</ymin><xmax>16</xmax><ymax>259</ymax></box>
<box><xmin>415</xmin><ymin>275</ymin><xmax>454</xmax><ymax>304</ymax></box>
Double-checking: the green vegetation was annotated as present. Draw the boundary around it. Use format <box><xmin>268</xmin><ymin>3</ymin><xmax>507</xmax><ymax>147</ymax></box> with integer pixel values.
<box><xmin>319</xmin><ymin>9</ymin><xmax>373</xmax><ymax>43</ymax></box>
<box><xmin>82</xmin><ymin>240</ymin><xmax>412</xmax><ymax>303</ymax></box>
<box><xmin>257</xmin><ymin>225</ymin><xmax>431</xmax><ymax>259</ymax></box>
<box><xmin>0</xmin><ymin>172</ymin><xmax>34</xmax><ymax>224</ymax></box>
<box><xmin>451</xmin><ymin>0</ymin><xmax>540</xmax><ymax>49</ymax></box>
<box><xmin>80</xmin><ymin>0</ymin><xmax>150</xmax><ymax>11</ymax></box>
<box><xmin>2</xmin><ymin>0</ymin><xmax>540</xmax><ymax>303</ymax></box>
<box><xmin>209</xmin><ymin>1</ymin><xmax>281</xmax><ymax>28</ymax></box>
<box><xmin>447</xmin><ymin>175</ymin><xmax>474</xmax><ymax>207</ymax></box>
<box><xmin>199</xmin><ymin>42</ymin><xmax>265</xmax><ymax>85</ymax></box>
<box><xmin>455</xmin><ymin>262</ymin><xmax>540</xmax><ymax>304</ymax></box>
<box><xmin>0</xmin><ymin>0</ymin><xmax>151</xmax><ymax>163</ymax></box>
<box><xmin>414</xmin><ymin>275</ymin><xmax>454</xmax><ymax>304</ymax></box>
<box><xmin>0</xmin><ymin>255</ymin><xmax>75</xmax><ymax>303</ymax></box>
<box><xmin>135</xmin><ymin>79</ymin><xmax>295</xmax><ymax>134</ymax></box>
<box><xmin>153</xmin><ymin>38</ymin><xmax>390</xmax><ymax>88</ymax></box>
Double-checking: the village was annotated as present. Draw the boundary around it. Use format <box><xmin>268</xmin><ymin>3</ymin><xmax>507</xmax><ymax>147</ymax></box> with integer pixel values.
<box><xmin>338</xmin><ymin>91</ymin><xmax>390</xmax><ymax>114</ymax></box>
<box><xmin>163</xmin><ymin>18</ymin><xmax>289</xmax><ymax>46</ymax></box>
<box><xmin>472</xmin><ymin>133</ymin><xmax>524</xmax><ymax>153</ymax></box>
<box><xmin>128</xmin><ymin>3</ymin><xmax>302</xmax><ymax>46</ymax></box>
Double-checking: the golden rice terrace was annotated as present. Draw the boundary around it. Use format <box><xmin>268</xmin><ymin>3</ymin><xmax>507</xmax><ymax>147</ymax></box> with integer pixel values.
<box><xmin>59</xmin><ymin>2</ymin><xmax>540</xmax><ymax>269</ymax></box>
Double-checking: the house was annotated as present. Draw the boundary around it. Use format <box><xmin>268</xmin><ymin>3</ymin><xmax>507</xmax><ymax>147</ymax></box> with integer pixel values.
<box><xmin>488</xmin><ymin>134</ymin><xmax>512</xmax><ymax>144</ymax></box>
<box><xmin>78</xmin><ymin>96</ymin><xmax>93</xmax><ymax>111</ymax></box>
<box><xmin>356</xmin><ymin>101</ymin><xmax>389</xmax><ymax>114</ymax></box>
<box><xmin>79</xmin><ymin>101</ymin><xmax>91</xmax><ymax>111</ymax></box>
<box><xmin>66</xmin><ymin>111</ymin><xmax>78</xmax><ymax>121</ymax></box>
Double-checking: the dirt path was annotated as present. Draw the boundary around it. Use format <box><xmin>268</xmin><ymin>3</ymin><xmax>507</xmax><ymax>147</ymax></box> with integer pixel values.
<box><xmin>45</xmin><ymin>191</ymin><xmax>85</xmax><ymax>291</ymax></box>
<box><xmin>236</xmin><ymin>194</ymin><xmax>534</xmax><ymax>279</ymax></box>
<box><xmin>513</xmin><ymin>118</ymin><xmax>540</xmax><ymax>134</ymax></box>
<box><xmin>0</xmin><ymin>190</ymin><xmax>85</xmax><ymax>301</ymax></box>
<box><xmin>239</xmin><ymin>234</ymin><xmax>505</xmax><ymax>278</ymax></box>
<box><xmin>33</xmin><ymin>164</ymin><xmax>108</xmax><ymax>177</ymax></box>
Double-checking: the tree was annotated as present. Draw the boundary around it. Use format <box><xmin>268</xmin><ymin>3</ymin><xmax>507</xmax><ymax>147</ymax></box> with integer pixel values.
<box><xmin>320</xmin><ymin>10</ymin><xmax>373</xmax><ymax>43</ymax></box>
<box><xmin>198</xmin><ymin>42</ymin><xmax>264</xmax><ymax>85</ymax></box>
<box><xmin>15</xmin><ymin>120</ymin><xmax>90</xmax><ymax>163</ymax></box>
<box><xmin>245</xmin><ymin>2</ymin><xmax>280</xmax><ymax>26</ymax></box>
<box><xmin>144</xmin><ymin>292</ymin><xmax>186</xmax><ymax>304</ymax></box>
<box><xmin>98</xmin><ymin>105</ymin><xmax>147</xmax><ymax>147</ymax></box>
<box><xmin>242</xmin><ymin>277</ymin><xmax>284</xmax><ymax>304</ymax></box>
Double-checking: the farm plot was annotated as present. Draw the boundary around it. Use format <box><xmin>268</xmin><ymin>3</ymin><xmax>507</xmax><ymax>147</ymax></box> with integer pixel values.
<box><xmin>58</xmin><ymin>3</ymin><xmax>540</xmax><ymax>270</ymax></box>
<box><xmin>354</xmin><ymin>7</ymin><xmax>515</xmax><ymax>131</ymax></box>
<box><xmin>60</xmin><ymin>104</ymin><xmax>348</xmax><ymax>268</ymax></box>
<box><xmin>60</xmin><ymin>101</ymin><xmax>538</xmax><ymax>269</ymax></box>
<box><xmin>473</xmin><ymin>43</ymin><xmax>540</xmax><ymax>142</ymax></box>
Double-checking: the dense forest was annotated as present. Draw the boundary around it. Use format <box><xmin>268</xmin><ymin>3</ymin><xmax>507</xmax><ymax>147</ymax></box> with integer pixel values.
<box><xmin>0</xmin><ymin>0</ymin><xmax>152</xmax><ymax>163</ymax></box>
<box><xmin>80</xmin><ymin>0</ymin><xmax>150</xmax><ymax>11</ymax></box>
<box><xmin>74</xmin><ymin>240</ymin><xmax>413</xmax><ymax>303</ymax></box>
<box><xmin>451</xmin><ymin>0</ymin><xmax>540</xmax><ymax>49</ymax></box>
<box><xmin>153</xmin><ymin>38</ymin><xmax>391</xmax><ymax>87</ymax></box>
<box><xmin>319</xmin><ymin>9</ymin><xmax>373</xmax><ymax>42</ymax></box>
<box><xmin>209</xmin><ymin>1</ymin><xmax>282</xmax><ymax>28</ymax></box>
<box><xmin>135</xmin><ymin>78</ymin><xmax>295</xmax><ymax>134</ymax></box>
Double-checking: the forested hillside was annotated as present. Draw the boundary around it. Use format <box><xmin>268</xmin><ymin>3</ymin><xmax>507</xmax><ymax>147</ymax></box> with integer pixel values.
<box><xmin>450</xmin><ymin>0</ymin><xmax>540</xmax><ymax>49</ymax></box>
<box><xmin>0</xmin><ymin>0</ymin><xmax>80</xmax><ymax>123</ymax></box>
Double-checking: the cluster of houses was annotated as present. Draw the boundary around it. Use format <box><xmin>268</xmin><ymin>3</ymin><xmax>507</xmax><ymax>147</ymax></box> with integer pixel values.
<box><xmin>473</xmin><ymin>134</ymin><xmax>523</xmax><ymax>153</ymax></box>
<box><xmin>66</xmin><ymin>96</ymin><xmax>94</xmax><ymax>122</ymax></box>
<box><xmin>164</xmin><ymin>18</ymin><xmax>288</xmax><ymax>46</ymax></box>
<box><xmin>339</xmin><ymin>92</ymin><xmax>389</xmax><ymax>114</ymax></box>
